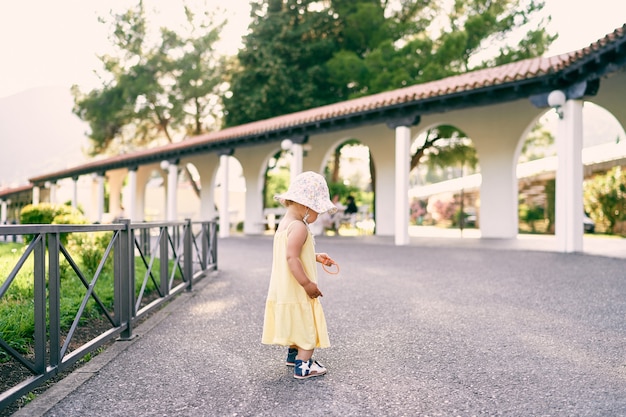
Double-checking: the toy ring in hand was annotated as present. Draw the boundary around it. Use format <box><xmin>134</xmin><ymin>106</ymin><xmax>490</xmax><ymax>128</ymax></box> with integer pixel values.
<box><xmin>322</xmin><ymin>262</ymin><xmax>340</xmax><ymax>274</ymax></box>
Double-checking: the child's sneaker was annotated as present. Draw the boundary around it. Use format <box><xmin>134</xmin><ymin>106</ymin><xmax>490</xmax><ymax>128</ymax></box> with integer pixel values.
<box><xmin>286</xmin><ymin>347</ymin><xmax>298</xmax><ymax>367</ymax></box>
<box><xmin>294</xmin><ymin>359</ymin><xmax>327</xmax><ymax>379</ymax></box>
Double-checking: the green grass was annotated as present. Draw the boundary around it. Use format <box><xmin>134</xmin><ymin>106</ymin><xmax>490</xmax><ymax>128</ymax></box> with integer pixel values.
<box><xmin>0</xmin><ymin>243</ymin><xmax>35</xmax><ymax>357</ymax></box>
<box><xmin>0</xmin><ymin>240</ymin><xmax>183</xmax><ymax>362</ymax></box>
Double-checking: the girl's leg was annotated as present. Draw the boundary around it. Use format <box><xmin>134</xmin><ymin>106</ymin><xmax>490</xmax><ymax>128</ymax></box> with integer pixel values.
<box><xmin>296</xmin><ymin>348</ymin><xmax>313</xmax><ymax>361</ymax></box>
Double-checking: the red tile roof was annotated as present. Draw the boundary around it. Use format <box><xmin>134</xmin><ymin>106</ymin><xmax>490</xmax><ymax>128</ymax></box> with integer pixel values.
<box><xmin>0</xmin><ymin>184</ymin><xmax>33</xmax><ymax>198</ymax></box>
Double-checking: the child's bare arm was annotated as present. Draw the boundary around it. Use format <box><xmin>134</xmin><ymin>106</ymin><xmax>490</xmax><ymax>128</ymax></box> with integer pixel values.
<box><xmin>285</xmin><ymin>222</ymin><xmax>323</xmax><ymax>298</ymax></box>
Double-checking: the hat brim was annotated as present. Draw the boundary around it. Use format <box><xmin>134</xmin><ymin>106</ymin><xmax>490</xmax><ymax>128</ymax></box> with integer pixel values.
<box><xmin>274</xmin><ymin>192</ymin><xmax>338</xmax><ymax>215</ymax></box>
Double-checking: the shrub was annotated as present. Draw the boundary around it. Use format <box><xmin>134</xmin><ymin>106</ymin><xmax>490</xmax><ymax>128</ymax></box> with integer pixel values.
<box><xmin>65</xmin><ymin>231</ymin><xmax>114</xmax><ymax>275</ymax></box>
<box><xmin>519</xmin><ymin>203</ymin><xmax>545</xmax><ymax>233</ymax></box>
<box><xmin>20</xmin><ymin>203</ymin><xmax>88</xmax><ymax>245</ymax></box>
<box><xmin>584</xmin><ymin>166</ymin><xmax>626</xmax><ymax>234</ymax></box>
<box><xmin>410</xmin><ymin>198</ymin><xmax>427</xmax><ymax>225</ymax></box>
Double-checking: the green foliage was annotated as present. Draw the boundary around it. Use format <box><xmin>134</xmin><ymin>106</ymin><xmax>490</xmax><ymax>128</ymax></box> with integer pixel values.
<box><xmin>73</xmin><ymin>2</ymin><xmax>227</xmax><ymax>155</ymax></box>
<box><xmin>0</xmin><ymin>299</ymin><xmax>33</xmax><ymax>359</ymax></box>
<box><xmin>0</xmin><ymin>229</ymin><xmax>167</xmax><ymax>362</ymax></box>
<box><xmin>584</xmin><ymin>166</ymin><xmax>626</xmax><ymax>233</ymax></box>
<box><xmin>411</xmin><ymin>126</ymin><xmax>479</xmax><ymax>183</ymax></box>
<box><xmin>224</xmin><ymin>0</ymin><xmax>339</xmax><ymax>126</ymax></box>
<box><xmin>0</xmin><ymin>244</ymin><xmax>36</xmax><ymax>360</ymax></box>
<box><xmin>544</xmin><ymin>179</ymin><xmax>556</xmax><ymax>232</ymax></box>
<box><xmin>453</xmin><ymin>208</ymin><xmax>476</xmax><ymax>228</ymax></box>
<box><xmin>65</xmin><ymin>231</ymin><xmax>114</xmax><ymax>276</ymax></box>
<box><xmin>327</xmin><ymin>182</ymin><xmax>359</xmax><ymax>201</ymax></box>
<box><xmin>519</xmin><ymin>123</ymin><xmax>555</xmax><ymax>163</ymax></box>
<box><xmin>225</xmin><ymin>0</ymin><xmax>553</xmax><ymax>126</ymax></box>
<box><xmin>20</xmin><ymin>203</ymin><xmax>88</xmax><ymax>245</ymax></box>
<box><xmin>20</xmin><ymin>203</ymin><xmax>66</xmax><ymax>225</ymax></box>
<box><xmin>519</xmin><ymin>203</ymin><xmax>545</xmax><ymax>233</ymax></box>
<box><xmin>264</xmin><ymin>167</ymin><xmax>290</xmax><ymax>208</ymax></box>
<box><xmin>0</xmin><ymin>231</ymin><xmax>115</xmax><ymax>360</ymax></box>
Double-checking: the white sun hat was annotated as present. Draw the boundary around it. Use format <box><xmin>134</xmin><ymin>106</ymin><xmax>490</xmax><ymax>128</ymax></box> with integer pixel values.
<box><xmin>274</xmin><ymin>171</ymin><xmax>338</xmax><ymax>215</ymax></box>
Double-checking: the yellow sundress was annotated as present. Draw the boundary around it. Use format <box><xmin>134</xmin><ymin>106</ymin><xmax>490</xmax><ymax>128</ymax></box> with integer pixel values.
<box><xmin>262</xmin><ymin>221</ymin><xmax>330</xmax><ymax>350</ymax></box>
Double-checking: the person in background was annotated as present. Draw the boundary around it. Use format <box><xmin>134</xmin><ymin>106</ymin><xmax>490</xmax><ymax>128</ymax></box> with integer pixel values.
<box><xmin>328</xmin><ymin>194</ymin><xmax>346</xmax><ymax>232</ymax></box>
<box><xmin>344</xmin><ymin>195</ymin><xmax>358</xmax><ymax>227</ymax></box>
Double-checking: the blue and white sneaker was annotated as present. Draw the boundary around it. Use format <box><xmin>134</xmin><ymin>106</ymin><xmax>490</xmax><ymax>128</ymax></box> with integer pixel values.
<box><xmin>286</xmin><ymin>347</ymin><xmax>298</xmax><ymax>367</ymax></box>
<box><xmin>294</xmin><ymin>359</ymin><xmax>327</xmax><ymax>379</ymax></box>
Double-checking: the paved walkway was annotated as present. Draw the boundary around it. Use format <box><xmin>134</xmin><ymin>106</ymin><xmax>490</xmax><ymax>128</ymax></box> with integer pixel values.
<box><xmin>13</xmin><ymin>233</ymin><xmax>626</xmax><ymax>417</ymax></box>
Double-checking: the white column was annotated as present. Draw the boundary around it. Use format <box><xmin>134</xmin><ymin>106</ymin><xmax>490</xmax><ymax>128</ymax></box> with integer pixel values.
<box><xmin>291</xmin><ymin>143</ymin><xmax>303</xmax><ymax>179</ymax></box>
<box><xmin>47</xmin><ymin>182</ymin><xmax>57</xmax><ymax>204</ymax></box>
<box><xmin>167</xmin><ymin>162</ymin><xmax>178</xmax><ymax>221</ymax></box>
<box><xmin>72</xmin><ymin>177</ymin><xmax>79</xmax><ymax>209</ymax></box>
<box><xmin>281</xmin><ymin>138</ymin><xmax>305</xmax><ymax>182</ymax></box>
<box><xmin>127</xmin><ymin>169</ymin><xmax>137</xmax><ymax>221</ymax></box>
<box><xmin>1</xmin><ymin>200</ymin><xmax>7</xmax><ymax>224</ymax></box>
<box><xmin>555</xmin><ymin>99</ymin><xmax>584</xmax><ymax>253</ymax></box>
<box><xmin>243</xmin><ymin>169</ymin><xmax>266</xmax><ymax>235</ymax></box>
<box><xmin>96</xmin><ymin>174</ymin><xmax>105</xmax><ymax>223</ymax></box>
<box><xmin>219</xmin><ymin>154</ymin><xmax>230</xmax><ymax>238</ymax></box>
<box><xmin>191</xmin><ymin>154</ymin><xmax>219</xmax><ymax>221</ymax></box>
<box><xmin>135</xmin><ymin>167</ymin><xmax>150</xmax><ymax>221</ymax></box>
<box><xmin>107</xmin><ymin>170</ymin><xmax>125</xmax><ymax>219</ymax></box>
<box><xmin>33</xmin><ymin>186</ymin><xmax>40</xmax><ymax>205</ymax></box>
<box><xmin>395</xmin><ymin>125</ymin><xmax>411</xmax><ymax>245</ymax></box>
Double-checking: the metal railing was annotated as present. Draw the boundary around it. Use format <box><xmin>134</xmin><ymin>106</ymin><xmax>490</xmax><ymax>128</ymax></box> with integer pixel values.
<box><xmin>0</xmin><ymin>219</ymin><xmax>218</xmax><ymax>411</ymax></box>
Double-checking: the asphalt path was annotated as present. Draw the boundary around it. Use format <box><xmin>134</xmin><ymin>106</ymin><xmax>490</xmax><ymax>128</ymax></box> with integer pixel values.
<box><xmin>14</xmin><ymin>234</ymin><xmax>626</xmax><ymax>417</ymax></box>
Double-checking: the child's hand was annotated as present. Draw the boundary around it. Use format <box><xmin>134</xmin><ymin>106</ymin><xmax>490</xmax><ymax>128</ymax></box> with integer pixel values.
<box><xmin>303</xmin><ymin>281</ymin><xmax>323</xmax><ymax>298</ymax></box>
<box><xmin>316</xmin><ymin>253</ymin><xmax>336</xmax><ymax>267</ymax></box>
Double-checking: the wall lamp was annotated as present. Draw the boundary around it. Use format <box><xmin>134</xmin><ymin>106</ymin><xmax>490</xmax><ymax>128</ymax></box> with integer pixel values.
<box><xmin>280</xmin><ymin>139</ymin><xmax>293</xmax><ymax>151</ymax></box>
<box><xmin>547</xmin><ymin>90</ymin><xmax>566</xmax><ymax>119</ymax></box>
<box><xmin>281</xmin><ymin>139</ymin><xmax>311</xmax><ymax>155</ymax></box>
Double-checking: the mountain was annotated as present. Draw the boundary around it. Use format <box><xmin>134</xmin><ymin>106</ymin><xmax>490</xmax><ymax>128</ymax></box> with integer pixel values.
<box><xmin>0</xmin><ymin>86</ymin><xmax>91</xmax><ymax>188</ymax></box>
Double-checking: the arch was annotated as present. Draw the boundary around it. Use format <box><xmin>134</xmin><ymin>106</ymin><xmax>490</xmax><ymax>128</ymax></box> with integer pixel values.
<box><xmin>407</xmin><ymin>122</ymin><xmax>482</xmax><ymax>234</ymax></box>
<box><xmin>235</xmin><ymin>143</ymin><xmax>285</xmax><ymax>234</ymax></box>
<box><xmin>516</xmin><ymin>101</ymin><xmax>626</xmax><ymax>235</ymax></box>
<box><xmin>322</xmin><ymin>140</ymin><xmax>375</xmax><ymax>236</ymax></box>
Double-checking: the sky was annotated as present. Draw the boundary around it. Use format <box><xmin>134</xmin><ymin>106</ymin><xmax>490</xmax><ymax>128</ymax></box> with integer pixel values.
<box><xmin>0</xmin><ymin>0</ymin><xmax>252</xmax><ymax>99</ymax></box>
<box><xmin>0</xmin><ymin>0</ymin><xmax>625</xmax><ymax>99</ymax></box>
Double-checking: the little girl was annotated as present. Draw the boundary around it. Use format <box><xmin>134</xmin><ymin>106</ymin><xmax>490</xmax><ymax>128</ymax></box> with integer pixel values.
<box><xmin>262</xmin><ymin>171</ymin><xmax>338</xmax><ymax>379</ymax></box>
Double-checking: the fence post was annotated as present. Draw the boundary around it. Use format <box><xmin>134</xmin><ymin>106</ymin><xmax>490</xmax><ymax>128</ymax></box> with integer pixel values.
<box><xmin>211</xmin><ymin>221</ymin><xmax>218</xmax><ymax>270</ymax></box>
<box><xmin>201</xmin><ymin>222</ymin><xmax>208</xmax><ymax>270</ymax></box>
<box><xmin>141</xmin><ymin>226</ymin><xmax>150</xmax><ymax>257</ymax></box>
<box><xmin>117</xmin><ymin>219</ymin><xmax>135</xmax><ymax>340</ymax></box>
<box><xmin>160</xmin><ymin>226</ymin><xmax>169</xmax><ymax>296</ymax></box>
<box><xmin>184</xmin><ymin>219</ymin><xmax>193</xmax><ymax>291</ymax></box>
<box><xmin>47</xmin><ymin>232</ymin><xmax>61</xmax><ymax>369</ymax></box>
<box><xmin>33</xmin><ymin>234</ymin><xmax>47</xmax><ymax>374</ymax></box>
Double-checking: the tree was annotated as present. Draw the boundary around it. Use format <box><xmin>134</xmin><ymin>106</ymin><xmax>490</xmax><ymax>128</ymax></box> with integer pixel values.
<box><xmin>411</xmin><ymin>126</ymin><xmax>478</xmax><ymax>174</ymax></box>
<box><xmin>225</xmin><ymin>0</ymin><xmax>555</xmax><ymax>187</ymax></box>
<box><xmin>72</xmin><ymin>2</ymin><xmax>228</xmax><ymax>156</ymax></box>
<box><xmin>264</xmin><ymin>154</ymin><xmax>290</xmax><ymax>208</ymax></box>
<box><xmin>519</xmin><ymin>122</ymin><xmax>555</xmax><ymax>163</ymax></box>
<box><xmin>223</xmin><ymin>0</ymin><xmax>339</xmax><ymax>127</ymax></box>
